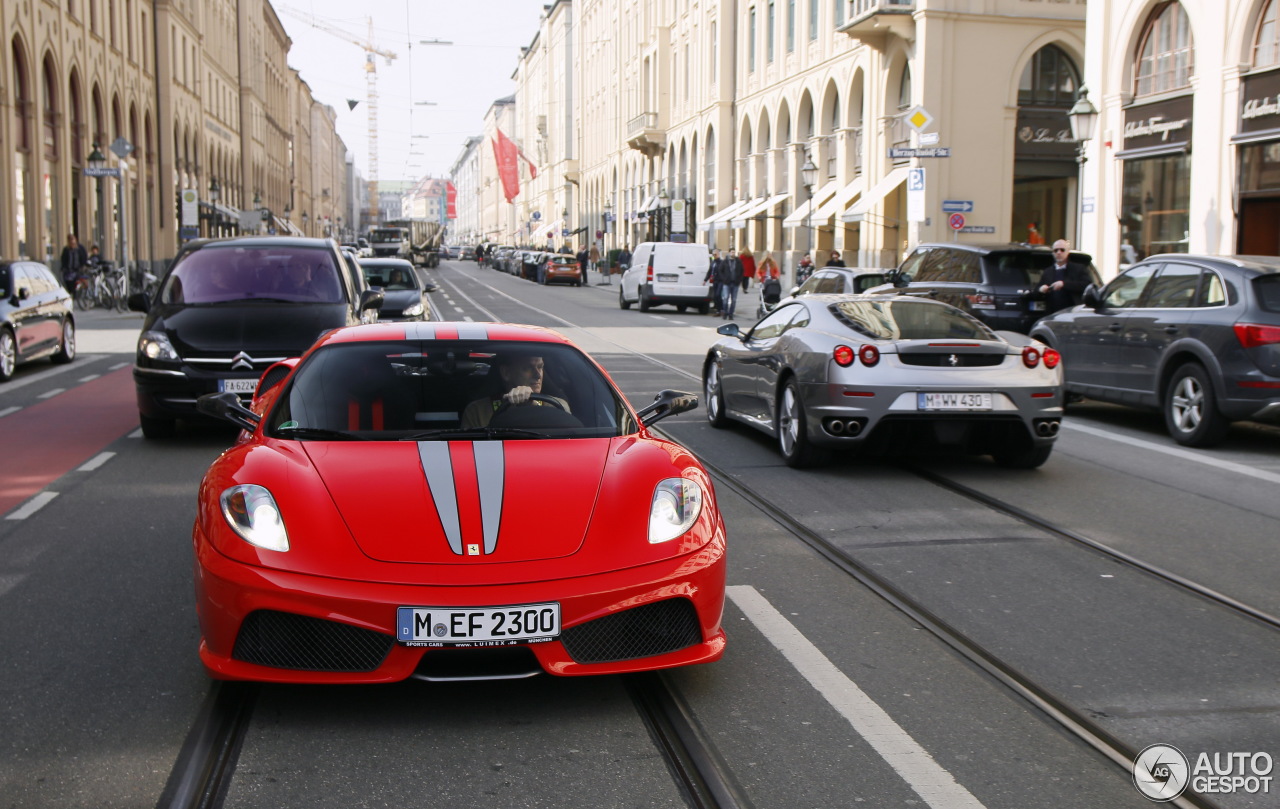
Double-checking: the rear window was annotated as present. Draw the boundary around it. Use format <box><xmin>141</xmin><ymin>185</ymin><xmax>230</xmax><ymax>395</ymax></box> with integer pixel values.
<box><xmin>984</xmin><ymin>251</ymin><xmax>1098</xmax><ymax>287</ymax></box>
<box><xmin>830</xmin><ymin>299</ymin><xmax>998</xmax><ymax>341</ymax></box>
<box><xmin>1256</xmin><ymin>275</ymin><xmax>1280</xmax><ymax>313</ymax></box>
<box><xmin>162</xmin><ymin>245</ymin><xmax>344</xmax><ymax>304</ymax></box>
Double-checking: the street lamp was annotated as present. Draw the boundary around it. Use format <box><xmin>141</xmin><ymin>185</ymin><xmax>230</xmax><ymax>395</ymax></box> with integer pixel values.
<box><xmin>88</xmin><ymin>143</ymin><xmax>107</xmax><ymax>247</ymax></box>
<box><xmin>602</xmin><ymin>199</ymin><xmax>614</xmax><ymax>284</ymax></box>
<box><xmin>301</xmin><ymin>211</ymin><xmax>309</xmax><ymax>236</ymax></box>
<box><xmin>801</xmin><ymin>152</ymin><xmax>819</xmax><ymax>264</ymax></box>
<box><xmin>1068</xmin><ymin>86</ymin><xmax>1099</xmax><ymax>246</ymax></box>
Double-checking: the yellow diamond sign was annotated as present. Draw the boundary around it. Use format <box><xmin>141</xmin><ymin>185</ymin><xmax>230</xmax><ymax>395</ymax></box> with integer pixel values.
<box><xmin>905</xmin><ymin>105</ymin><xmax>934</xmax><ymax>133</ymax></box>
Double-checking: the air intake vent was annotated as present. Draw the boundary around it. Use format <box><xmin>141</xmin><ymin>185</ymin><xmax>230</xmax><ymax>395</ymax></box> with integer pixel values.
<box><xmin>560</xmin><ymin>598</ymin><xmax>701</xmax><ymax>664</ymax></box>
<box><xmin>232</xmin><ymin>610</ymin><xmax>393</xmax><ymax>672</ymax></box>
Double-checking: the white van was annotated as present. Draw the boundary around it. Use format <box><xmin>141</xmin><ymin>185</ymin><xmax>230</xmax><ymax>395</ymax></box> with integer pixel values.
<box><xmin>619</xmin><ymin>242</ymin><xmax>713</xmax><ymax>313</ymax></box>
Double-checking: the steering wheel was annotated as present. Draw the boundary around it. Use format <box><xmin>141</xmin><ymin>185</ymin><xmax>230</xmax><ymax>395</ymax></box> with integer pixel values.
<box><xmin>492</xmin><ymin>393</ymin><xmax>568</xmax><ymax>415</ymax></box>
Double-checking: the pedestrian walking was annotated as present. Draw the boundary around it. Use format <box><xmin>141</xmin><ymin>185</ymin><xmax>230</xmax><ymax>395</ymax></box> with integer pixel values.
<box><xmin>719</xmin><ymin>249</ymin><xmax>741</xmax><ymax>319</ymax></box>
<box><xmin>824</xmin><ymin>250</ymin><xmax>846</xmax><ymax>268</ymax></box>
<box><xmin>705</xmin><ymin>250</ymin><xmax>724</xmax><ymax>314</ymax></box>
<box><xmin>739</xmin><ymin>251</ymin><xmax>756</xmax><ymax>292</ymax></box>
<box><xmin>589</xmin><ymin>243</ymin><xmax>600</xmax><ymax>278</ymax></box>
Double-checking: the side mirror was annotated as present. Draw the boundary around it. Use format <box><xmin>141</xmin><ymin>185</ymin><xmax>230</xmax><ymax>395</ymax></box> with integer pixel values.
<box><xmin>18</xmin><ymin>287</ymin><xmax>31</xmax><ymax>301</ymax></box>
<box><xmin>196</xmin><ymin>391</ymin><xmax>262</xmax><ymax>433</ymax></box>
<box><xmin>892</xmin><ymin>272</ymin><xmax>912</xmax><ymax>289</ymax></box>
<box><xmin>423</xmin><ymin>281</ymin><xmax>439</xmax><ymax>293</ymax></box>
<box><xmin>789</xmin><ymin>285</ymin><xmax>800</xmax><ymax>297</ymax></box>
<box><xmin>636</xmin><ymin>389</ymin><xmax>699</xmax><ymax>427</ymax></box>
<box><xmin>1082</xmin><ymin>284</ymin><xmax>1102</xmax><ymax>310</ymax></box>
<box><xmin>717</xmin><ymin>322</ymin><xmax>742</xmax><ymax>339</ymax></box>
<box><xmin>127</xmin><ymin>292</ymin><xmax>151</xmax><ymax>313</ymax></box>
<box><xmin>358</xmin><ymin>288</ymin><xmax>385</xmax><ymax>312</ymax></box>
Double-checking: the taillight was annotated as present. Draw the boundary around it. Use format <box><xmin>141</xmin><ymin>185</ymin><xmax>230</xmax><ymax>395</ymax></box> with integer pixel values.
<box><xmin>646</xmin><ymin>257</ymin><xmax>655</xmax><ymax>283</ymax></box>
<box><xmin>1234</xmin><ymin>323</ymin><xmax>1280</xmax><ymax>349</ymax></box>
<box><xmin>1022</xmin><ymin>346</ymin><xmax>1041</xmax><ymax>368</ymax></box>
<box><xmin>966</xmin><ymin>293</ymin><xmax>995</xmax><ymax>308</ymax></box>
<box><xmin>1042</xmin><ymin>347</ymin><xmax>1061</xmax><ymax>369</ymax></box>
<box><xmin>833</xmin><ymin>345</ymin><xmax>855</xmax><ymax>367</ymax></box>
<box><xmin>859</xmin><ymin>344</ymin><xmax>880</xmax><ymax>366</ymax></box>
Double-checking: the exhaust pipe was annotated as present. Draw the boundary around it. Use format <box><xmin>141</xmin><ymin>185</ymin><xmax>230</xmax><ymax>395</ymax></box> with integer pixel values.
<box><xmin>1035</xmin><ymin>420</ymin><xmax>1061</xmax><ymax>437</ymax></box>
<box><xmin>844</xmin><ymin>419</ymin><xmax>863</xmax><ymax>436</ymax></box>
<box><xmin>828</xmin><ymin>419</ymin><xmax>845</xmax><ymax>435</ymax></box>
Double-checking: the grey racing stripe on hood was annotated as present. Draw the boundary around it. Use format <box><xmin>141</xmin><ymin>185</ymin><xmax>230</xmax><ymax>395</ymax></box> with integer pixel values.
<box><xmin>403</xmin><ymin>323</ymin><xmax>437</xmax><ymax>340</ymax></box>
<box><xmin>417</xmin><ymin>442</ymin><xmax>462</xmax><ymax>555</ymax></box>
<box><xmin>456</xmin><ymin>324</ymin><xmax>490</xmax><ymax>340</ymax></box>
<box><xmin>473</xmin><ymin>442</ymin><xmax>504</xmax><ymax>554</ymax></box>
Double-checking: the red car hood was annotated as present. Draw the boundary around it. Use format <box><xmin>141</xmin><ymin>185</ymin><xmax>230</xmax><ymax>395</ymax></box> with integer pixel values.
<box><xmin>303</xmin><ymin>440</ymin><xmax>607</xmax><ymax>564</ymax></box>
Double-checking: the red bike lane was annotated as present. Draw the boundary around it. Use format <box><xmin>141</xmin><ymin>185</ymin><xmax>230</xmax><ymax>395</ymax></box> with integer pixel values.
<box><xmin>0</xmin><ymin>366</ymin><xmax>139</xmax><ymax>516</ymax></box>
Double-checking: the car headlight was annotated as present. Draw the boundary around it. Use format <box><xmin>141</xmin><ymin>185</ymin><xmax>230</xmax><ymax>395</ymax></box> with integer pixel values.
<box><xmin>648</xmin><ymin>478</ymin><xmax>703</xmax><ymax>544</ymax></box>
<box><xmin>220</xmin><ymin>484</ymin><xmax>290</xmax><ymax>552</ymax></box>
<box><xmin>138</xmin><ymin>330</ymin><xmax>180</xmax><ymax>361</ymax></box>
<box><xmin>402</xmin><ymin>301</ymin><xmax>424</xmax><ymax>317</ymax></box>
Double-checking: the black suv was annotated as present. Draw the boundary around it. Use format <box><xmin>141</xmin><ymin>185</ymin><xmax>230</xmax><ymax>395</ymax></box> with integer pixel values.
<box><xmin>128</xmin><ymin>236</ymin><xmax>383</xmax><ymax>438</ymax></box>
<box><xmin>886</xmin><ymin>243</ymin><xmax>1101</xmax><ymax>333</ymax></box>
<box><xmin>1031</xmin><ymin>254</ymin><xmax>1280</xmax><ymax>446</ymax></box>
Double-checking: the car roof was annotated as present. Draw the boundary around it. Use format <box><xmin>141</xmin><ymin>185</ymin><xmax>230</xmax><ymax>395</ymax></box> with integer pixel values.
<box><xmin>313</xmin><ymin>322</ymin><xmax>577</xmax><ymax>350</ymax></box>
<box><xmin>183</xmin><ymin>235</ymin><xmax>335</xmax><ymax>249</ymax></box>
<box><xmin>912</xmin><ymin>242</ymin><xmax>1093</xmax><ymax>260</ymax></box>
<box><xmin>1135</xmin><ymin>254</ymin><xmax>1280</xmax><ymax>275</ymax></box>
<box><xmin>357</xmin><ymin>257</ymin><xmax>414</xmax><ymax>266</ymax></box>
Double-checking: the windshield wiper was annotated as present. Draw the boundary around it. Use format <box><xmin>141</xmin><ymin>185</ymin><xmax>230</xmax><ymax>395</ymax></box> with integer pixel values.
<box><xmin>273</xmin><ymin>426</ymin><xmax>367</xmax><ymax>441</ymax></box>
<box><xmin>401</xmin><ymin>427</ymin><xmax>550</xmax><ymax>441</ymax></box>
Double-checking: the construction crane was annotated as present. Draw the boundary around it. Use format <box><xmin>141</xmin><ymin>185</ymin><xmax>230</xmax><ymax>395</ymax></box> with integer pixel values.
<box><xmin>279</xmin><ymin>7</ymin><xmax>396</xmax><ymax>230</ymax></box>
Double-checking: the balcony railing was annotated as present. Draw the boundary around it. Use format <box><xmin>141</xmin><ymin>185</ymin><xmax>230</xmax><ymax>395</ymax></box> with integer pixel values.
<box><xmin>628</xmin><ymin>112</ymin><xmax>658</xmax><ymax>140</ymax></box>
<box><xmin>626</xmin><ymin>112</ymin><xmax>664</xmax><ymax>155</ymax></box>
<box><xmin>842</xmin><ymin>0</ymin><xmax>915</xmax><ymax>43</ymax></box>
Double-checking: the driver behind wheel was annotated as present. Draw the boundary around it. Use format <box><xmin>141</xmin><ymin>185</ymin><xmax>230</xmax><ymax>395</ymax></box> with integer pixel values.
<box><xmin>460</xmin><ymin>353</ymin><xmax>570</xmax><ymax>428</ymax></box>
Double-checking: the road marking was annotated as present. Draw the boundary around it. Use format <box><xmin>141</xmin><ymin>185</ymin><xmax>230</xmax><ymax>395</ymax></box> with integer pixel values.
<box><xmin>78</xmin><ymin>374</ymin><xmax>101</xmax><ymax>383</ymax></box>
<box><xmin>37</xmin><ymin>388</ymin><xmax>66</xmax><ymax>399</ymax></box>
<box><xmin>728</xmin><ymin>585</ymin><xmax>987</xmax><ymax>809</ymax></box>
<box><xmin>0</xmin><ymin>354</ymin><xmax>108</xmax><ymax>392</ymax></box>
<box><xmin>5</xmin><ymin>492</ymin><xmax>59</xmax><ymax>520</ymax></box>
<box><xmin>128</xmin><ymin>428</ymin><xmax>143</xmax><ymax>438</ymax></box>
<box><xmin>1063</xmin><ymin>421</ymin><xmax>1280</xmax><ymax>485</ymax></box>
<box><xmin>0</xmin><ymin>406</ymin><xmax>20</xmax><ymax>418</ymax></box>
<box><xmin>109</xmin><ymin>361</ymin><xmax>130</xmax><ymax>370</ymax></box>
<box><xmin>78</xmin><ymin>451</ymin><xmax>116</xmax><ymax>472</ymax></box>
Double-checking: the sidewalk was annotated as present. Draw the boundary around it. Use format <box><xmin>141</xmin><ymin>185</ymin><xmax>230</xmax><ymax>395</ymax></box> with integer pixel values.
<box><xmin>75</xmin><ymin>308</ymin><xmax>145</xmax><ymax>354</ymax></box>
<box><xmin>590</xmin><ymin>271</ymin><xmax>766</xmax><ymax>320</ymax></box>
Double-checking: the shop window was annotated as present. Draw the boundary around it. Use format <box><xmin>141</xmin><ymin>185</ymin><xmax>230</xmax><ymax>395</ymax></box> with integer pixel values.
<box><xmin>1135</xmin><ymin>2</ymin><xmax>1194</xmax><ymax>97</ymax></box>
<box><xmin>1257</xmin><ymin>0</ymin><xmax>1280</xmax><ymax>67</ymax></box>
<box><xmin>1120</xmin><ymin>153</ymin><xmax>1191</xmax><ymax>260</ymax></box>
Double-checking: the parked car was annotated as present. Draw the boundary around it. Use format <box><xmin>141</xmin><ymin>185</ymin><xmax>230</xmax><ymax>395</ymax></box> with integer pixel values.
<box><xmin>127</xmin><ymin>236</ymin><xmax>383</xmax><ymax>439</ymax></box>
<box><xmin>1030</xmin><ymin>254</ymin><xmax>1280</xmax><ymax>446</ymax></box>
<box><xmin>619</xmin><ymin>242</ymin><xmax>713</xmax><ymax>313</ymax></box>
<box><xmin>189</xmin><ymin>322</ymin><xmax>721</xmax><ymax>683</ymax></box>
<box><xmin>878</xmin><ymin>243</ymin><xmax>1101</xmax><ymax>334</ymax></box>
<box><xmin>520</xmin><ymin>250</ymin><xmax>546</xmax><ymax>281</ymax></box>
<box><xmin>358</xmin><ymin>257</ymin><xmax>432</xmax><ymax>322</ymax></box>
<box><xmin>0</xmin><ymin>260</ymin><xmax>76</xmax><ymax>382</ymax></box>
<box><xmin>703</xmin><ymin>294</ymin><xmax>1063</xmax><ymax>468</ymax></box>
<box><xmin>540</xmin><ymin>254</ymin><xmax>584</xmax><ymax>286</ymax></box>
<box><xmin>459</xmin><ymin>245</ymin><xmax>476</xmax><ymax>261</ymax></box>
<box><xmin>787</xmin><ymin>267</ymin><xmax>888</xmax><ymax>299</ymax></box>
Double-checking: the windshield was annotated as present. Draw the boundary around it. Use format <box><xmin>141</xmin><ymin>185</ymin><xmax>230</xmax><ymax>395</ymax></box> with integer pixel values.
<box><xmin>160</xmin><ymin>245</ymin><xmax>344</xmax><ymax>304</ymax></box>
<box><xmin>830</xmin><ymin>299</ymin><xmax>998</xmax><ymax>340</ymax></box>
<box><xmin>370</xmin><ymin>228</ymin><xmax>406</xmax><ymax>241</ymax></box>
<box><xmin>267</xmin><ymin>340</ymin><xmax>634</xmax><ymax>440</ymax></box>
<box><xmin>361</xmin><ymin>262</ymin><xmax>419</xmax><ymax>290</ymax></box>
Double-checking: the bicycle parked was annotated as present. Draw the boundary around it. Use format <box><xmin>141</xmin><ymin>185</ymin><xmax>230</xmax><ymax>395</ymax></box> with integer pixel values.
<box><xmin>73</xmin><ymin>261</ymin><xmax>128</xmax><ymax>311</ymax></box>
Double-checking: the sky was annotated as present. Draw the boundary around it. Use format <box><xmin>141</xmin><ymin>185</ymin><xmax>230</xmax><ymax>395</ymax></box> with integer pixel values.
<box><xmin>276</xmin><ymin>0</ymin><xmax>548</xmax><ymax>184</ymax></box>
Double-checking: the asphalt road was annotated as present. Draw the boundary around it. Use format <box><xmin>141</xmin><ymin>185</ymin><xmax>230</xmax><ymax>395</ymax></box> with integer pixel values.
<box><xmin>0</xmin><ymin>264</ymin><xmax>1275</xmax><ymax>809</ymax></box>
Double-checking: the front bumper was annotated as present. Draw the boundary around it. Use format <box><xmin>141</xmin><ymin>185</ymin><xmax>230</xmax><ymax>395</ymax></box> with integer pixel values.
<box><xmin>194</xmin><ymin>530</ymin><xmax>727</xmax><ymax>683</ymax></box>
<box><xmin>134</xmin><ymin>364</ymin><xmax>261</xmax><ymax>419</ymax></box>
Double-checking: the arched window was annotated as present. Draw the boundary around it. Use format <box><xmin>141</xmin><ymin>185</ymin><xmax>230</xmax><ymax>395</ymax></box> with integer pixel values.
<box><xmin>1019</xmin><ymin>44</ymin><xmax>1080</xmax><ymax>107</ymax></box>
<box><xmin>42</xmin><ymin>56</ymin><xmax>59</xmax><ymax>161</ymax></box>
<box><xmin>1135</xmin><ymin>2</ymin><xmax>1194</xmax><ymax>97</ymax></box>
<box><xmin>1255</xmin><ymin>0</ymin><xmax>1279</xmax><ymax>68</ymax></box>
<box><xmin>704</xmin><ymin>128</ymin><xmax>716</xmax><ymax>207</ymax></box>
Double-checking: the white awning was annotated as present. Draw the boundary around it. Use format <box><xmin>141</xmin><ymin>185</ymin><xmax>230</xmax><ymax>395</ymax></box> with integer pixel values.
<box><xmin>699</xmin><ymin>198</ymin><xmax>753</xmax><ymax>231</ymax></box>
<box><xmin>641</xmin><ymin>194</ymin><xmax>660</xmax><ymax>212</ymax></box>
<box><xmin>537</xmin><ymin>219</ymin><xmax>563</xmax><ymax>240</ymax></box>
<box><xmin>842</xmin><ymin>168</ymin><xmax>911</xmax><ymax>223</ymax></box>
<box><xmin>811</xmin><ymin>178</ymin><xmax>865</xmax><ymax>224</ymax></box>
<box><xmin>730</xmin><ymin>192</ymin><xmax>790</xmax><ymax>229</ymax></box>
<box><xmin>782</xmin><ymin>181</ymin><xmax>839</xmax><ymax>227</ymax></box>
<box><xmin>213</xmin><ymin>202</ymin><xmax>241</xmax><ymax>219</ymax></box>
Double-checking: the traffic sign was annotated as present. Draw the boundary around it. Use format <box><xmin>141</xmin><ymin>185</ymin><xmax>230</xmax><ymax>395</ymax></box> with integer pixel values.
<box><xmin>959</xmin><ymin>226</ymin><xmax>996</xmax><ymax>234</ymax></box>
<box><xmin>941</xmin><ymin>200</ymin><xmax>974</xmax><ymax>213</ymax></box>
<box><xmin>904</xmin><ymin>105</ymin><xmax>934</xmax><ymax>133</ymax></box>
<box><xmin>83</xmin><ymin>166</ymin><xmax>121</xmax><ymax>178</ymax></box>
<box><xmin>888</xmin><ymin>147</ymin><xmax>951</xmax><ymax>159</ymax></box>
<box><xmin>948</xmin><ymin>213</ymin><xmax>966</xmax><ymax>231</ymax></box>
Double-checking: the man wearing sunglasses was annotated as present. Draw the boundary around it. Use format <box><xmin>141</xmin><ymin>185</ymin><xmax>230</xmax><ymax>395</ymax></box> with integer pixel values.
<box><xmin>1034</xmin><ymin>239</ymin><xmax>1091</xmax><ymax>315</ymax></box>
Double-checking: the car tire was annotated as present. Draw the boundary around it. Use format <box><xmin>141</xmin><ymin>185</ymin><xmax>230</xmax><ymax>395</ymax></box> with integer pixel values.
<box><xmin>139</xmin><ymin>413</ymin><xmax>177</xmax><ymax>439</ymax></box>
<box><xmin>0</xmin><ymin>327</ymin><xmax>16</xmax><ymax>382</ymax></box>
<box><xmin>51</xmin><ymin>318</ymin><xmax>76</xmax><ymax>364</ymax></box>
<box><xmin>619</xmin><ymin>286</ymin><xmax>631</xmax><ymax>310</ymax></box>
<box><xmin>1164</xmin><ymin>363</ymin><xmax>1230</xmax><ymax>447</ymax></box>
<box><xmin>704</xmin><ymin>359</ymin><xmax>729</xmax><ymax>428</ymax></box>
<box><xmin>776</xmin><ymin>377</ymin><xmax>826</xmax><ymax>468</ymax></box>
<box><xmin>992</xmin><ymin>443</ymin><xmax>1054</xmax><ymax>469</ymax></box>
<box><xmin>638</xmin><ymin>293</ymin><xmax>652</xmax><ymax>312</ymax></box>
<box><xmin>698</xmin><ymin>302</ymin><xmax>710</xmax><ymax>315</ymax></box>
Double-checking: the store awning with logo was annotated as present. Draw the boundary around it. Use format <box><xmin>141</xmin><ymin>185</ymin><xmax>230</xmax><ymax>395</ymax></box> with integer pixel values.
<box><xmin>810</xmin><ymin>178</ymin><xmax>865</xmax><ymax>225</ymax></box>
<box><xmin>699</xmin><ymin>198</ymin><xmax>753</xmax><ymax>231</ymax></box>
<box><xmin>842</xmin><ymin>168</ymin><xmax>910</xmax><ymax>223</ymax></box>
<box><xmin>731</xmin><ymin>192</ymin><xmax>790</xmax><ymax>228</ymax></box>
<box><xmin>783</xmin><ymin>181</ymin><xmax>839</xmax><ymax>228</ymax></box>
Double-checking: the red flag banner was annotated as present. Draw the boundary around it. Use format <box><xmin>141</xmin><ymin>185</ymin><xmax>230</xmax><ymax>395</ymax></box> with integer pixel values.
<box><xmin>446</xmin><ymin>182</ymin><xmax>458</xmax><ymax>219</ymax></box>
<box><xmin>493</xmin><ymin>130</ymin><xmax>520</xmax><ymax>202</ymax></box>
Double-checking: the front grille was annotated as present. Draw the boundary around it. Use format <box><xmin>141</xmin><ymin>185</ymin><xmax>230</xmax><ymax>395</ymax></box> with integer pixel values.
<box><xmin>899</xmin><ymin>353</ymin><xmax>1005</xmax><ymax>367</ymax></box>
<box><xmin>232</xmin><ymin>610</ymin><xmax>394</xmax><ymax>672</ymax></box>
<box><xmin>560</xmin><ymin>598</ymin><xmax>702</xmax><ymax>664</ymax></box>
